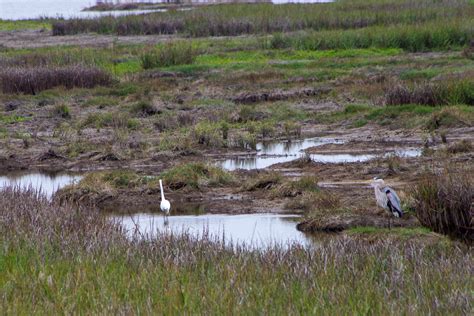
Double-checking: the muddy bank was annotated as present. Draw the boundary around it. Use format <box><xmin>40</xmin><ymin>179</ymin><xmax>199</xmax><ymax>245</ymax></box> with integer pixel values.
<box><xmin>297</xmin><ymin>214</ymin><xmax>419</xmax><ymax>233</ymax></box>
<box><xmin>0</xmin><ymin>29</ymin><xmax>175</xmax><ymax>49</ymax></box>
<box><xmin>55</xmin><ymin>180</ymin><xmax>288</xmax><ymax>214</ymax></box>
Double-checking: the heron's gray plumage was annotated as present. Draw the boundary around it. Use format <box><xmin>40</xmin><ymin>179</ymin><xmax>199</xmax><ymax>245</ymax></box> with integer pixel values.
<box><xmin>371</xmin><ymin>178</ymin><xmax>403</xmax><ymax>218</ymax></box>
<box><xmin>382</xmin><ymin>186</ymin><xmax>403</xmax><ymax>217</ymax></box>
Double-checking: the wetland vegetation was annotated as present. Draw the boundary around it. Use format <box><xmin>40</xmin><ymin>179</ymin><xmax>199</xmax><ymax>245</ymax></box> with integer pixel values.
<box><xmin>0</xmin><ymin>0</ymin><xmax>473</xmax><ymax>313</ymax></box>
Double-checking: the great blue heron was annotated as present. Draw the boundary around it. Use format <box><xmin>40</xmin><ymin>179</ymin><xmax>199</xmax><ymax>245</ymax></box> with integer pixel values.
<box><xmin>370</xmin><ymin>178</ymin><xmax>403</xmax><ymax>218</ymax></box>
<box><xmin>159</xmin><ymin>179</ymin><xmax>171</xmax><ymax>216</ymax></box>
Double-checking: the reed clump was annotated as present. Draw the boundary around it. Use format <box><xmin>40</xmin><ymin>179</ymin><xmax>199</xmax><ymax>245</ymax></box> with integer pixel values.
<box><xmin>141</xmin><ymin>42</ymin><xmax>197</xmax><ymax>69</ymax></box>
<box><xmin>161</xmin><ymin>162</ymin><xmax>234</xmax><ymax>190</ymax></box>
<box><xmin>412</xmin><ymin>167</ymin><xmax>473</xmax><ymax>242</ymax></box>
<box><xmin>385</xmin><ymin>80</ymin><xmax>474</xmax><ymax>106</ymax></box>
<box><xmin>264</xmin><ymin>21</ymin><xmax>472</xmax><ymax>52</ymax></box>
<box><xmin>0</xmin><ymin>66</ymin><xmax>112</xmax><ymax>94</ymax></box>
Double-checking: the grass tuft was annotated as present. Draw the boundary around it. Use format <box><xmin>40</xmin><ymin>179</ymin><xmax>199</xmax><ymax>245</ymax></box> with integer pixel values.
<box><xmin>141</xmin><ymin>42</ymin><xmax>197</xmax><ymax>69</ymax></box>
<box><xmin>386</xmin><ymin>80</ymin><xmax>474</xmax><ymax>106</ymax></box>
<box><xmin>412</xmin><ymin>166</ymin><xmax>473</xmax><ymax>242</ymax></box>
<box><xmin>161</xmin><ymin>162</ymin><xmax>233</xmax><ymax>190</ymax></box>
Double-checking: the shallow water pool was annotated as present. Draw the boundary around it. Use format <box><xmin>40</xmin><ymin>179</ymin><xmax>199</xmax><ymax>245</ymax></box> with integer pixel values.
<box><xmin>112</xmin><ymin>212</ymin><xmax>313</xmax><ymax>249</ymax></box>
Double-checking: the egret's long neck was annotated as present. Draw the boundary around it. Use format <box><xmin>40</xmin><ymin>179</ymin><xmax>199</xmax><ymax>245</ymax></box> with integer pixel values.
<box><xmin>159</xmin><ymin>180</ymin><xmax>165</xmax><ymax>200</ymax></box>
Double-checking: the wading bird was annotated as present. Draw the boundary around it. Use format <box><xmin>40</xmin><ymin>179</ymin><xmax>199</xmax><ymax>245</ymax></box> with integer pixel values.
<box><xmin>159</xmin><ymin>179</ymin><xmax>170</xmax><ymax>216</ymax></box>
<box><xmin>371</xmin><ymin>177</ymin><xmax>403</xmax><ymax>218</ymax></box>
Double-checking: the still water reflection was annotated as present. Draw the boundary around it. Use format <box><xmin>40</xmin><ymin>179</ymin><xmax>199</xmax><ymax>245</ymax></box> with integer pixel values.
<box><xmin>219</xmin><ymin>137</ymin><xmax>422</xmax><ymax>171</ymax></box>
<box><xmin>0</xmin><ymin>0</ymin><xmax>164</xmax><ymax>20</ymax></box>
<box><xmin>112</xmin><ymin>212</ymin><xmax>312</xmax><ymax>249</ymax></box>
<box><xmin>219</xmin><ymin>137</ymin><xmax>344</xmax><ymax>170</ymax></box>
<box><xmin>0</xmin><ymin>172</ymin><xmax>82</xmax><ymax>198</ymax></box>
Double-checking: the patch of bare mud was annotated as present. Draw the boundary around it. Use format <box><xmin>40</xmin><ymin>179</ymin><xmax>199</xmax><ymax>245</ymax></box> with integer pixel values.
<box><xmin>56</xmin><ymin>185</ymin><xmax>288</xmax><ymax>215</ymax></box>
<box><xmin>0</xmin><ymin>30</ymin><xmax>174</xmax><ymax>49</ymax></box>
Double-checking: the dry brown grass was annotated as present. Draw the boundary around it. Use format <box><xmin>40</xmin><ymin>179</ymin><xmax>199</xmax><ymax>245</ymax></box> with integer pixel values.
<box><xmin>0</xmin><ymin>66</ymin><xmax>112</xmax><ymax>94</ymax></box>
<box><xmin>412</xmin><ymin>167</ymin><xmax>473</xmax><ymax>242</ymax></box>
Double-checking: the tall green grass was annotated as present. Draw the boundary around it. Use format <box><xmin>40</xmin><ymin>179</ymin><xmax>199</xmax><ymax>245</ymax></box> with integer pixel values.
<box><xmin>264</xmin><ymin>21</ymin><xmax>473</xmax><ymax>52</ymax></box>
<box><xmin>386</xmin><ymin>80</ymin><xmax>474</xmax><ymax>106</ymax></box>
<box><xmin>1</xmin><ymin>188</ymin><xmax>472</xmax><ymax>314</ymax></box>
<box><xmin>52</xmin><ymin>0</ymin><xmax>473</xmax><ymax>37</ymax></box>
<box><xmin>140</xmin><ymin>41</ymin><xmax>197</xmax><ymax>69</ymax></box>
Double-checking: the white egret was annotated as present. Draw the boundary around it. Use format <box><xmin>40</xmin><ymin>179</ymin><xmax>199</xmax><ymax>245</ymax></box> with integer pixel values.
<box><xmin>159</xmin><ymin>179</ymin><xmax>170</xmax><ymax>216</ymax></box>
<box><xmin>371</xmin><ymin>177</ymin><xmax>403</xmax><ymax>218</ymax></box>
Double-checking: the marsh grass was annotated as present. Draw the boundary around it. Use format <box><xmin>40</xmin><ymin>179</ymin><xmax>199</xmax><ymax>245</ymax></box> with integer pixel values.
<box><xmin>52</xmin><ymin>104</ymin><xmax>71</xmax><ymax>119</ymax></box>
<box><xmin>0</xmin><ymin>66</ymin><xmax>112</xmax><ymax>94</ymax></box>
<box><xmin>161</xmin><ymin>162</ymin><xmax>233</xmax><ymax>190</ymax></box>
<box><xmin>272</xmin><ymin>175</ymin><xmax>319</xmax><ymax>198</ymax></box>
<box><xmin>322</xmin><ymin>104</ymin><xmax>473</xmax><ymax>129</ymax></box>
<box><xmin>3</xmin><ymin>188</ymin><xmax>470</xmax><ymax>314</ymax></box>
<box><xmin>285</xmin><ymin>190</ymin><xmax>341</xmax><ymax>212</ymax></box>
<box><xmin>386</xmin><ymin>80</ymin><xmax>474</xmax><ymax>106</ymax></box>
<box><xmin>447</xmin><ymin>139</ymin><xmax>473</xmax><ymax>154</ymax></box>
<box><xmin>412</xmin><ymin>167</ymin><xmax>473</xmax><ymax>241</ymax></box>
<box><xmin>243</xmin><ymin>171</ymin><xmax>282</xmax><ymax>191</ymax></box>
<box><xmin>52</xmin><ymin>0</ymin><xmax>472</xmax><ymax>38</ymax></box>
<box><xmin>263</xmin><ymin>21</ymin><xmax>472</xmax><ymax>52</ymax></box>
<box><xmin>141</xmin><ymin>42</ymin><xmax>197</xmax><ymax>69</ymax></box>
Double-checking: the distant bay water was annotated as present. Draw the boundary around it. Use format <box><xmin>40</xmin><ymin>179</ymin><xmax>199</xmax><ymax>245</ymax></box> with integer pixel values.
<box><xmin>0</xmin><ymin>0</ymin><xmax>332</xmax><ymax>20</ymax></box>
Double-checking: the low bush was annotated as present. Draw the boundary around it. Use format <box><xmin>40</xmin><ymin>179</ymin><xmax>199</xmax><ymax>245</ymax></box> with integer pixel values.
<box><xmin>0</xmin><ymin>66</ymin><xmax>112</xmax><ymax>94</ymax></box>
<box><xmin>412</xmin><ymin>167</ymin><xmax>473</xmax><ymax>242</ymax></box>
